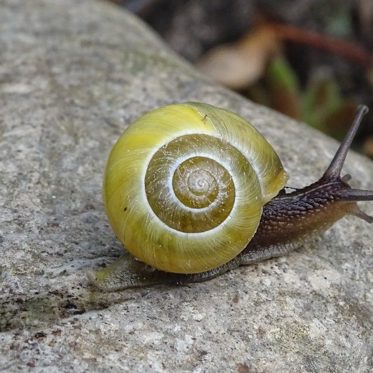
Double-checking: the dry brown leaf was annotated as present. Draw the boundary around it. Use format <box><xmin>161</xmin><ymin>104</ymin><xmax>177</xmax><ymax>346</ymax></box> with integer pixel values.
<box><xmin>197</xmin><ymin>25</ymin><xmax>281</xmax><ymax>89</ymax></box>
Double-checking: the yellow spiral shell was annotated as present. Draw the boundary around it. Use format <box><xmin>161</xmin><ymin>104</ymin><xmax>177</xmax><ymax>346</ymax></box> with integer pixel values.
<box><xmin>104</xmin><ymin>103</ymin><xmax>288</xmax><ymax>274</ymax></box>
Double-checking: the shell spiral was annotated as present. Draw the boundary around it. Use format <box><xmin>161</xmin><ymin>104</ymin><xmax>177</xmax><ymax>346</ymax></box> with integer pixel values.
<box><xmin>104</xmin><ymin>103</ymin><xmax>288</xmax><ymax>273</ymax></box>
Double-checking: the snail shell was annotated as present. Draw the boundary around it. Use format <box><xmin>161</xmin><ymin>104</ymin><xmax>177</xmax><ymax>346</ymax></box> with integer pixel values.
<box><xmin>104</xmin><ymin>103</ymin><xmax>288</xmax><ymax>273</ymax></box>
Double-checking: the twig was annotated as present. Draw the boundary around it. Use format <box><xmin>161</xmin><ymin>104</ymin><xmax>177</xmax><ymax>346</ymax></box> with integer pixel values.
<box><xmin>270</xmin><ymin>22</ymin><xmax>372</xmax><ymax>67</ymax></box>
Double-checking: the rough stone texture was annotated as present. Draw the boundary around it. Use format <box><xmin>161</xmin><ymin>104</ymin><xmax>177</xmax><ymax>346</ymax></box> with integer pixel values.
<box><xmin>0</xmin><ymin>0</ymin><xmax>372</xmax><ymax>372</ymax></box>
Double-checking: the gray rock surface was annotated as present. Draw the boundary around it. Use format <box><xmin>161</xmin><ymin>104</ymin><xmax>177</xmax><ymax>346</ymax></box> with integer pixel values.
<box><xmin>0</xmin><ymin>0</ymin><xmax>372</xmax><ymax>372</ymax></box>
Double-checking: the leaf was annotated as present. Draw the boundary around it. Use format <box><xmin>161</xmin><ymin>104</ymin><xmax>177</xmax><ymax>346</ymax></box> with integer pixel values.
<box><xmin>302</xmin><ymin>70</ymin><xmax>357</xmax><ymax>139</ymax></box>
<box><xmin>265</xmin><ymin>56</ymin><xmax>301</xmax><ymax>119</ymax></box>
<box><xmin>197</xmin><ymin>25</ymin><xmax>281</xmax><ymax>89</ymax></box>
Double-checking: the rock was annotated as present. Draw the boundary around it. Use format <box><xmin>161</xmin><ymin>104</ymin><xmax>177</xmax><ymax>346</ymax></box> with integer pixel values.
<box><xmin>0</xmin><ymin>0</ymin><xmax>372</xmax><ymax>372</ymax></box>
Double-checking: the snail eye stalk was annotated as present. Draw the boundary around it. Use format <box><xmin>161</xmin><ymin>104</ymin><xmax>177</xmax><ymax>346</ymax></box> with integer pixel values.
<box><xmin>323</xmin><ymin>105</ymin><xmax>369</xmax><ymax>180</ymax></box>
<box><xmin>321</xmin><ymin>105</ymin><xmax>373</xmax><ymax>221</ymax></box>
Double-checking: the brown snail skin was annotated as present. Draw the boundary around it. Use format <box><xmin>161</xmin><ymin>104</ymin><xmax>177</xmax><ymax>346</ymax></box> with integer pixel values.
<box><xmin>89</xmin><ymin>104</ymin><xmax>373</xmax><ymax>291</ymax></box>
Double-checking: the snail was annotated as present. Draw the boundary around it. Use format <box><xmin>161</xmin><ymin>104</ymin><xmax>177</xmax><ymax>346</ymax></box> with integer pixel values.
<box><xmin>89</xmin><ymin>103</ymin><xmax>373</xmax><ymax>291</ymax></box>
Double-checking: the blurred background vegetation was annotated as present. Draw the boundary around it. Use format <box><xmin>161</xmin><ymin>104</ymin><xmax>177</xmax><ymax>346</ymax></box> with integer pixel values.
<box><xmin>110</xmin><ymin>0</ymin><xmax>372</xmax><ymax>158</ymax></box>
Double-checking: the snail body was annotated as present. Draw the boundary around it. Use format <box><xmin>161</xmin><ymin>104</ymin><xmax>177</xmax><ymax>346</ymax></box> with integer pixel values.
<box><xmin>90</xmin><ymin>103</ymin><xmax>373</xmax><ymax>291</ymax></box>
